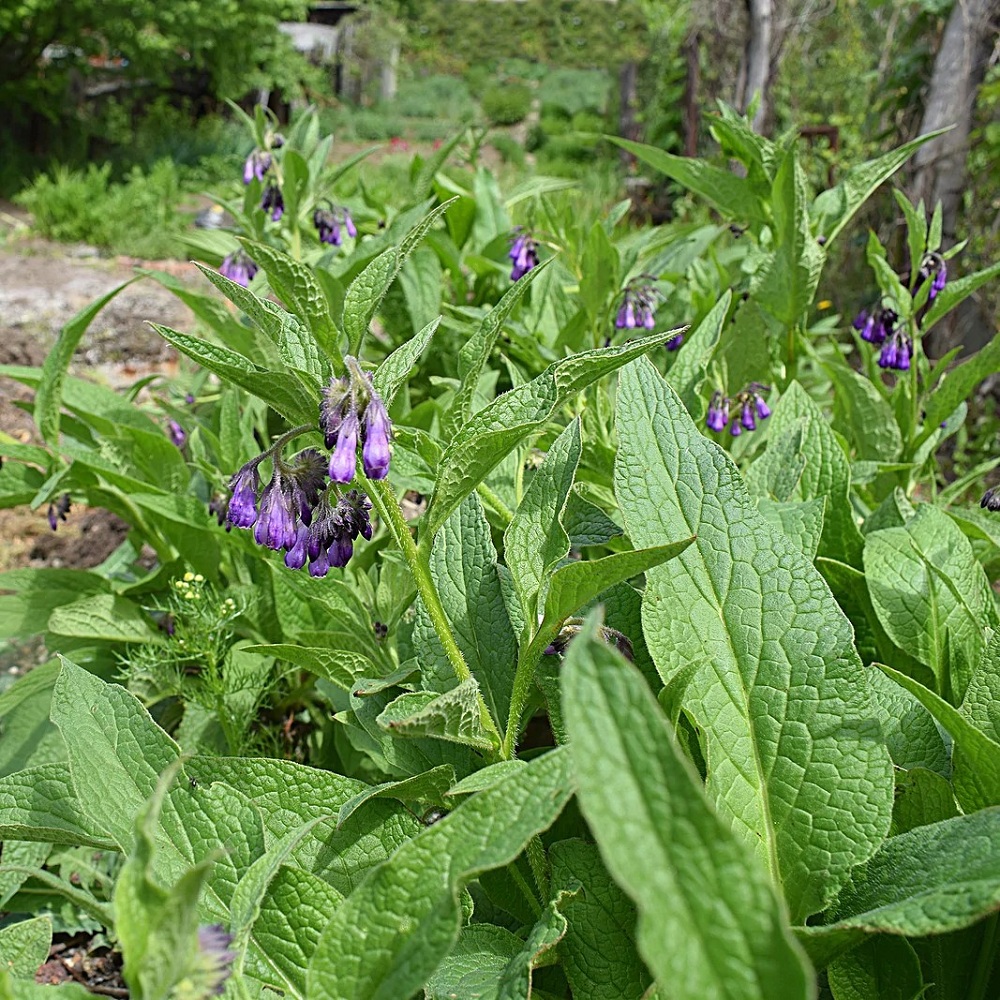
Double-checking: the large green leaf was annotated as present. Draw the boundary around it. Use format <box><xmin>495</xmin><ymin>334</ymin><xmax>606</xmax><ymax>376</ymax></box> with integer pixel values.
<box><xmin>377</xmin><ymin>680</ymin><xmax>498</xmax><ymax>752</ymax></box>
<box><xmin>864</xmin><ymin>505</ymin><xmax>996</xmax><ymax>703</ymax></box>
<box><xmin>614</xmin><ymin>359</ymin><xmax>893</xmax><ymax>921</ymax></box>
<box><xmin>305</xmin><ymin>748</ymin><xmax>573</xmax><ymax>1000</ymax></box>
<box><xmin>562</xmin><ymin>615</ymin><xmax>814</xmax><ymax>999</ymax></box>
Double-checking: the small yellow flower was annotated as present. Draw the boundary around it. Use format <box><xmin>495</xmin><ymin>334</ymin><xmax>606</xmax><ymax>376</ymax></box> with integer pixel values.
<box><xmin>194</xmin><ymin>574</ymin><xmax>205</xmax><ymax>583</ymax></box>
<box><xmin>817</xmin><ymin>300</ymin><xmax>832</xmax><ymax>310</ymax></box>
<box><xmin>184</xmin><ymin>571</ymin><xmax>196</xmax><ymax>582</ymax></box>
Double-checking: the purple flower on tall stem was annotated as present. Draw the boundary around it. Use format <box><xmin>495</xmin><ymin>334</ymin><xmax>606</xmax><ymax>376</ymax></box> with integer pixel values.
<box><xmin>219</xmin><ymin>250</ymin><xmax>259</xmax><ymax>287</ymax></box>
<box><xmin>615</xmin><ymin>282</ymin><xmax>659</xmax><ymax>330</ymax></box>
<box><xmin>254</xmin><ymin>473</ymin><xmax>297</xmax><ymax>550</ymax></box>
<box><xmin>878</xmin><ymin>330</ymin><xmax>913</xmax><ymax>372</ymax></box>
<box><xmin>930</xmin><ymin>258</ymin><xmax>947</xmax><ymax>300</ymax></box>
<box><xmin>313</xmin><ymin>205</ymin><xmax>357</xmax><ymax>246</ymax></box>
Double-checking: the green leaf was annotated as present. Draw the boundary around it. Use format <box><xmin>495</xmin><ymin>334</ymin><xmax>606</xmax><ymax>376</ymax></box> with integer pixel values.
<box><xmin>150</xmin><ymin>325</ymin><xmax>316</xmax><ymax>425</ymax></box>
<box><xmin>549</xmin><ymin>839</ymin><xmax>651</xmax><ymax>1000</ymax></box>
<box><xmin>372</xmin><ymin>317</ymin><xmax>440</xmax><ymax>408</ymax></box>
<box><xmin>876</xmin><ymin>663</ymin><xmax>1000</xmax><ymax>812</ymax></box>
<box><xmin>580</xmin><ymin>221</ymin><xmax>618</xmax><ymax>320</ymax></box>
<box><xmin>0</xmin><ymin>842</ymin><xmax>50</xmax><ymax>910</ymax></box>
<box><xmin>0</xmin><ymin>763</ymin><xmax>117</xmax><ymax>848</ymax></box>
<box><xmin>240</xmin><ymin>239</ymin><xmax>339</xmax><ymax>359</ymax></box>
<box><xmin>756</xmin><ymin>498</ymin><xmax>826</xmax><ymax>561</ymax></box>
<box><xmin>864</xmin><ymin>506</ymin><xmax>996</xmax><ymax>702</ymax></box>
<box><xmin>608</xmin><ymin>136</ymin><xmax>769</xmax><ymax>228</ymax></box>
<box><xmin>0</xmin><ymin>917</ymin><xmax>52</xmax><ymax>980</ymax></box>
<box><xmin>47</xmin><ymin>593</ymin><xmax>161</xmax><ymax>644</ymax></box>
<box><xmin>810</xmin><ymin>132</ymin><xmax>943</xmax><ymax>245</ymax></box>
<box><xmin>827</xmin><ymin>936</ymin><xmax>923</xmax><ymax>1000</ymax></box>
<box><xmin>249</xmin><ymin>865</ymin><xmax>343</xmax><ymax>996</ymax></box>
<box><xmin>562</xmin><ymin>489</ymin><xmax>622</xmax><ymax>548</ymax></box>
<box><xmin>420</xmin><ymin>493</ymin><xmax>517</xmax><ymax>726</ymax></box>
<box><xmin>242</xmin><ymin>645</ymin><xmax>378</xmax><ymax>693</ymax></box>
<box><xmin>0</xmin><ymin>569</ymin><xmax>110</xmax><ymax>641</ymax></box>
<box><xmin>759</xmin><ymin>381</ymin><xmax>865</xmax><ymax>566</ymax></box>
<box><xmin>343</xmin><ymin>198</ymin><xmax>456</xmax><ymax>355</ymax></box>
<box><xmin>542</xmin><ymin>541</ymin><xmax>694</xmax><ymax>633</ymax></box>
<box><xmin>36</xmin><ymin>277</ymin><xmax>138</xmax><ymax>443</ymax></box>
<box><xmin>505</xmin><ymin>419</ymin><xmax>581</xmax><ymax>621</ymax></box>
<box><xmin>960</xmin><ymin>631</ymin><xmax>1000</xmax><ymax>742</ymax></box>
<box><xmin>665</xmin><ymin>290</ymin><xmax>730</xmax><ymax>417</ymax></box>
<box><xmin>335</xmin><ymin>765</ymin><xmax>454</xmax><ymax>829</ymax></box>
<box><xmin>445</xmin><ymin>761</ymin><xmax>527</xmax><ymax>798</ymax></box>
<box><xmin>495</xmin><ymin>891</ymin><xmax>575</xmax><ymax>1000</ymax></box>
<box><xmin>428</xmin><ymin>331</ymin><xmax>679</xmax><ymax>536</ymax></box>
<box><xmin>866</xmin><ymin>665</ymin><xmax>949</xmax><ymax>775</ymax></box>
<box><xmin>614</xmin><ymin>359</ymin><xmax>893</xmax><ymax>921</ymax></box>
<box><xmin>813</xmin><ymin>809</ymin><xmax>1000</xmax><ymax>950</ymax></box>
<box><xmin>194</xmin><ymin>263</ymin><xmax>327</xmax><ymax>383</ymax></box>
<box><xmin>826</xmin><ymin>359</ymin><xmax>903</xmax><ymax>462</ymax></box>
<box><xmin>753</xmin><ymin>148</ymin><xmax>825</xmax><ymax>326</ymax></box>
<box><xmin>0</xmin><ymin>661</ymin><xmax>65</xmax><ymax>778</ymax></box>
<box><xmin>449</xmin><ymin>257</ymin><xmax>554</xmax><ymax>435</ymax></box>
<box><xmin>922</xmin><ymin>259</ymin><xmax>1000</xmax><ymax>333</ymax></box>
<box><xmin>305</xmin><ymin>747</ymin><xmax>573</xmax><ymax>1000</ymax></box>
<box><xmin>0</xmin><ymin>970</ymin><xmax>93</xmax><ymax>998</ymax></box>
<box><xmin>398</xmin><ymin>246</ymin><xmax>442</xmax><ymax>334</ymax></box>
<box><xmin>562</xmin><ymin>614</ymin><xmax>814</xmax><ymax>999</ymax></box>
<box><xmin>890</xmin><ymin>766</ymin><xmax>958</xmax><ymax>836</ymax></box>
<box><xmin>377</xmin><ymin>679</ymin><xmax>498</xmax><ymax>751</ymax></box>
<box><xmin>920</xmin><ymin>329</ymin><xmax>1000</xmax><ymax>437</ymax></box>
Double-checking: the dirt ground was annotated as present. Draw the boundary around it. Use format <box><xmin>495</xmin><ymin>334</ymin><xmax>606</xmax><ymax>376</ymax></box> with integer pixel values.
<box><xmin>0</xmin><ymin>209</ymin><xmax>199</xmax><ymax>574</ymax></box>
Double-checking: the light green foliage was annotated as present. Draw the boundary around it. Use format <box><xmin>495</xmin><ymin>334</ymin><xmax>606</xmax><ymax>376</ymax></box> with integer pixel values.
<box><xmin>614</xmin><ymin>360</ymin><xmax>893</xmax><ymax>921</ymax></box>
<box><xmin>864</xmin><ymin>506</ymin><xmax>997</xmax><ymax>702</ymax></box>
<box><xmin>827</xmin><ymin>937</ymin><xmax>924</xmax><ymax>1000</ymax></box>
<box><xmin>305</xmin><ymin>748</ymin><xmax>573</xmax><ymax>999</ymax></box>
<box><xmin>0</xmin><ymin>918</ymin><xmax>52</xmax><ymax>981</ymax></box>
<box><xmin>562</xmin><ymin>614</ymin><xmax>814</xmax><ymax>999</ymax></box>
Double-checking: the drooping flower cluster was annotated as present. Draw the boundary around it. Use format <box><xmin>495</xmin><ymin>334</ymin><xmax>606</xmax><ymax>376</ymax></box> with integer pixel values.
<box><xmin>852</xmin><ymin>305</ymin><xmax>912</xmax><ymax>372</ymax></box>
<box><xmin>508</xmin><ymin>230</ymin><xmax>539</xmax><ymax>281</ymax></box>
<box><xmin>705</xmin><ymin>383</ymin><xmax>772</xmax><ymax>437</ymax></box>
<box><xmin>615</xmin><ymin>282</ymin><xmax>658</xmax><ymax>330</ymax></box>
<box><xmin>219</xmin><ymin>250</ymin><xmax>259</xmax><ymax>287</ymax></box>
<box><xmin>916</xmin><ymin>252</ymin><xmax>948</xmax><ymax>302</ymax></box>
<box><xmin>313</xmin><ymin>205</ymin><xmax>357</xmax><ymax>246</ymax></box>
<box><xmin>320</xmin><ymin>356</ymin><xmax>392</xmax><ymax>482</ymax></box>
<box><xmin>220</xmin><ymin>357</ymin><xmax>390</xmax><ymax>574</ymax></box>
<box><xmin>261</xmin><ymin>182</ymin><xmax>284</xmax><ymax>222</ymax></box>
<box><xmin>982</xmin><ymin>487</ymin><xmax>1000</xmax><ymax>512</ymax></box>
<box><xmin>224</xmin><ymin>448</ymin><xmax>374</xmax><ymax>578</ymax></box>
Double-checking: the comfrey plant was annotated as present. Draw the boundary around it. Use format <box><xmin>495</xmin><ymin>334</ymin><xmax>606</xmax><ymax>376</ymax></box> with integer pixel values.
<box><xmin>508</xmin><ymin>227</ymin><xmax>539</xmax><ymax>280</ymax></box>
<box><xmin>706</xmin><ymin>383</ymin><xmax>771</xmax><ymax>436</ymax></box>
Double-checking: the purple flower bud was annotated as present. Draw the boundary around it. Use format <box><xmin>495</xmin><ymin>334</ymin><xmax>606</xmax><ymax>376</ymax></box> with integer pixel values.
<box><xmin>730</xmin><ymin>421</ymin><xmax>742</xmax><ymax>437</ymax></box>
<box><xmin>329</xmin><ymin>410</ymin><xmax>359</xmax><ymax>483</ymax></box>
<box><xmin>343</xmin><ymin>209</ymin><xmax>357</xmax><ymax>238</ymax></box>
<box><xmin>615</xmin><ymin>302</ymin><xmax>631</xmax><ymax>328</ymax></box>
<box><xmin>329</xmin><ymin>534</ymin><xmax>354</xmax><ymax>568</ymax></box>
<box><xmin>508</xmin><ymin>231</ymin><xmax>538</xmax><ymax>281</ymax></box>
<box><xmin>706</xmin><ymin>392</ymin><xmax>729</xmax><ymax>433</ymax></box>
<box><xmin>878</xmin><ymin>339</ymin><xmax>898</xmax><ymax>370</ymax></box>
<box><xmin>320</xmin><ymin>377</ymin><xmax>351</xmax><ymax>448</ymax></box>
<box><xmin>47</xmin><ymin>493</ymin><xmax>71</xmax><ymax>531</ymax></box>
<box><xmin>197</xmin><ymin>924</ymin><xmax>237</xmax><ymax>996</ymax></box>
<box><xmin>741</xmin><ymin>402</ymin><xmax>756</xmax><ymax>431</ymax></box>
<box><xmin>755</xmin><ymin>396</ymin><xmax>771</xmax><ymax>420</ymax></box>
<box><xmin>261</xmin><ymin>183</ymin><xmax>284</xmax><ymax>222</ymax></box>
<box><xmin>308</xmin><ymin>548</ymin><xmax>330</xmax><ymax>578</ymax></box>
<box><xmin>852</xmin><ymin>310</ymin><xmax>868</xmax><ymax>332</ymax></box>
<box><xmin>982</xmin><ymin>487</ymin><xmax>1000</xmax><ymax>512</ymax></box>
<box><xmin>642</xmin><ymin>306</ymin><xmax>656</xmax><ymax>329</ymax></box>
<box><xmin>168</xmin><ymin>420</ymin><xmax>187</xmax><ymax>449</ymax></box>
<box><xmin>895</xmin><ymin>337</ymin><xmax>911</xmax><ymax>371</ymax></box>
<box><xmin>930</xmin><ymin>260</ymin><xmax>947</xmax><ymax>300</ymax></box>
<box><xmin>665</xmin><ymin>333</ymin><xmax>684</xmax><ymax>351</ymax></box>
<box><xmin>362</xmin><ymin>395</ymin><xmax>392</xmax><ymax>480</ymax></box>
<box><xmin>254</xmin><ymin>476</ymin><xmax>297</xmax><ymax>550</ymax></box>
<box><xmin>284</xmin><ymin>524</ymin><xmax>309</xmax><ymax>569</ymax></box>
<box><xmin>226</xmin><ymin>463</ymin><xmax>260</xmax><ymax>528</ymax></box>
<box><xmin>185</xmin><ymin>393</ymin><xmax>196</xmax><ymax>405</ymax></box>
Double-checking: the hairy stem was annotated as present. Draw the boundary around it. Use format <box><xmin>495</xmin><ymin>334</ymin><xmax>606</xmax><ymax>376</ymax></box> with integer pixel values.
<box><xmin>366</xmin><ymin>478</ymin><xmax>503</xmax><ymax>751</ymax></box>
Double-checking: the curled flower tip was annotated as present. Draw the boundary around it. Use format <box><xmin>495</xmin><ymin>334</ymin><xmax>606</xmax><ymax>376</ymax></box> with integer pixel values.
<box><xmin>253</xmin><ymin>474</ymin><xmax>297</xmax><ymax>551</ymax></box>
<box><xmin>287</xmin><ymin>448</ymin><xmax>329</xmax><ymax>524</ymax></box>
<box><xmin>168</xmin><ymin>420</ymin><xmax>187</xmax><ymax>449</ymax></box>
<box><xmin>320</xmin><ymin>376</ymin><xmax>351</xmax><ymax>447</ymax></box>
<box><xmin>852</xmin><ymin>309</ymin><xmax>868</xmax><ymax>332</ymax></box>
<box><xmin>362</xmin><ymin>394</ymin><xmax>392</xmax><ymax>479</ymax></box>
<box><xmin>329</xmin><ymin>409</ymin><xmax>360</xmax><ymax>483</ymax></box>
<box><xmin>665</xmin><ymin>333</ymin><xmax>684</xmax><ymax>351</ymax></box>
<box><xmin>930</xmin><ymin>259</ymin><xmax>947</xmax><ymax>300</ymax></box>
<box><xmin>226</xmin><ymin>463</ymin><xmax>261</xmax><ymax>529</ymax></box>
<box><xmin>47</xmin><ymin>493</ymin><xmax>71</xmax><ymax>531</ymax></box>
<box><xmin>982</xmin><ymin>487</ymin><xmax>1000</xmax><ymax>512</ymax></box>
<box><xmin>705</xmin><ymin>392</ymin><xmax>729</xmax><ymax>433</ymax></box>
<box><xmin>314</xmin><ymin>207</ymin><xmax>342</xmax><ymax>246</ymax></box>
<box><xmin>219</xmin><ymin>250</ymin><xmax>259</xmax><ymax>288</ymax></box>
<box><xmin>261</xmin><ymin>183</ymin><xmax>284</xmax><ymax>222</ymax></box>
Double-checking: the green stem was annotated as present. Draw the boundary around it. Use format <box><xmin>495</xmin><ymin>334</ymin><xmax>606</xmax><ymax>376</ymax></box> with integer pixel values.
<box><xmin>365</xmin><ymin>478</ymin><xmax>503</xmax><ymax>751</ymax></box>
<box><xmin>970</xmin><ymin>912</ymin><xmax>999</xmax><ymax>1000</ymax></box>
<box><xmin>501</xmin><ymin>620</ymin><xmax>561</xmax><ymax>760</ymax></box>
<box><xmin>477</xmin><ymin>482</ymin><xmax>514</xmax><ymax>527</ymax></box>
<box><xmin>526</xmin><ymin>834</ymin><xmax>549</xmax><ymax>902</ymax></box>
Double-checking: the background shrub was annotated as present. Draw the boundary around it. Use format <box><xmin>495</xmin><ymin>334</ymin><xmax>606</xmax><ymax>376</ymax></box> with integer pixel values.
<box><xmin>481</xmin><ymin>83</ymin><xmax>533</xmax><ymax>126</ymax></box>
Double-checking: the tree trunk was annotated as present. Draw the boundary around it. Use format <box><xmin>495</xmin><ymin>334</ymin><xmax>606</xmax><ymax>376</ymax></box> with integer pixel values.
<box><xmin>737</xmin><ymin>0</ymin><xmax>773</xmax><ymax>132</ymax></box>
<box><xmin>912</xmin><ymin>0</ymin><xmax>1000</xmax><ymax>246</ymax></box>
